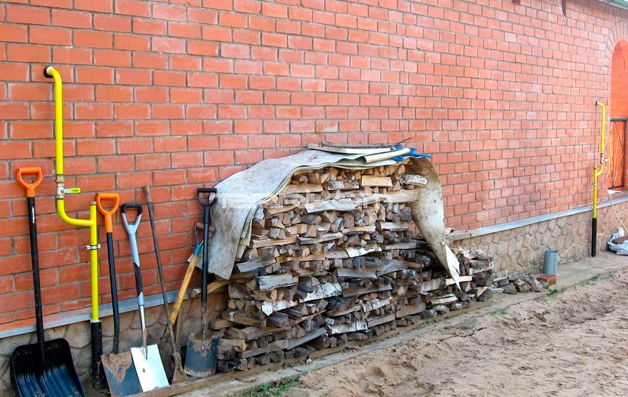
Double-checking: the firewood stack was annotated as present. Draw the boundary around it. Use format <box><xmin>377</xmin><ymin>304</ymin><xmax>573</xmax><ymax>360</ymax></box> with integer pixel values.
<box><xmin>212</xmin><ymin>163</ymin><xmax>494</xmax><ymax>372</ymax></box>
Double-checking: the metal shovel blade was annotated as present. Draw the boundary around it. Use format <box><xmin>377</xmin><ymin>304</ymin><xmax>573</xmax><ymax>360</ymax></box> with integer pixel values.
<box><xmin>130</xmin><ymin>344</ymin><xmax>169</xmax><ymax>392</ymax></box>
<box><xmin>184</xmin><ymin>334</ymin><xmax>218</xmax><ymax>378</ymax></box>
<box><xmin>102</xmin><ymin>351</ymin><xmax>142</xmax><ymax>397</ymax></box>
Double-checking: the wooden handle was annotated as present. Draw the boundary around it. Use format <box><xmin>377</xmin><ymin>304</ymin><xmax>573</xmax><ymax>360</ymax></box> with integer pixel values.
<box><xmin>169</xmin><ymin>254</ymin><xmax>199</xmax><ymax>325</ymax></box>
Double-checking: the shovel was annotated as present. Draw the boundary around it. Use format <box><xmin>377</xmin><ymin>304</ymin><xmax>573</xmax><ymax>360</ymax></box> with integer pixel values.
<box><xmin>98</xmin><ymin>194</ymin><xmax>142</xmax><ymax>397</ymax></box>
<box><xmin>184</xmin><ymin>188</ymin><xmax>219</xmax><ymax>377</ymax></box>
<box><xmin>121</xmin><ymin>203</ymin><xmax>169</xmax><ymax>392</ymax></box>
<box><xmin>143</xmin><ymin>186</ymin><xmax>186</xmax><ymax>383</ymax></box>
<box><xmin>10</xmin><ymin>167</ymin><xmax>85</xmax><ymax>397</ymax></box>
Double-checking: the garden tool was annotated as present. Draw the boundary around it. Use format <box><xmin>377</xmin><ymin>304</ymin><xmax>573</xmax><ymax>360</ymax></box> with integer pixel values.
<box><xmin>11</xmin><ymin>167</ymin><xmax>85</xmax><ymax>397</ymax></box>
<box><xmin>184</xmin><ymin>188</ymin><xmax>219</xmax><ymax>377</ymax></box>
<box><xmin>120</xmin><ymin>203</ymin><xmax>169</xmax><ymax>392</ymax></box>
<box><xmin>143</xmin><ymin>186</ymin><xmax>186</xmax><ymax>383</ymax></box>
<box><xmin>169</xmin><ymin>222</ymin><xmax>202</xmax><ymax>332</ymax></box>
<box><xmin>98</xmin><ymin>194</ymin><xmax>142</xmax><ymax>397</ymax></box>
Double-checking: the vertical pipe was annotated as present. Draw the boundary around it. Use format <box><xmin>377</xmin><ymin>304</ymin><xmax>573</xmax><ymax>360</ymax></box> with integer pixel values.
<box><xmin>592</xmin><ymin>101</ymin><xmax>607</xmax><ymax>257</ymax></box>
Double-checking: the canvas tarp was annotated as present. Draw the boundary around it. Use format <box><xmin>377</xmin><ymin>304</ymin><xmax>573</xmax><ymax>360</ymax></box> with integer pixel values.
<box><xmin>205</xmin><ymin>149</ymin><xmax>461</xmax><ymax>286</ymax></box>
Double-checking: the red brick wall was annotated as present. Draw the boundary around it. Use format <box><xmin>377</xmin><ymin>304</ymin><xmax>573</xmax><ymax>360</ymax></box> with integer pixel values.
<box><xmin>0</xmin><ymin>0</ymin><xmax>627</xmax><ymax>326</ymax></box>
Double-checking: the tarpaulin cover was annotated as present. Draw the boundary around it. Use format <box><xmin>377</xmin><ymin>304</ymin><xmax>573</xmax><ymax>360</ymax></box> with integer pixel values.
<box><xmin>206</xmin><ymin>149</ymin><xmax>460</xmax><ymax>285</ymax></box>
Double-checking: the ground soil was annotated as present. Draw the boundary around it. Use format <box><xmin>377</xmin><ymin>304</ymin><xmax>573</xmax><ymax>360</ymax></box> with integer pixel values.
<box><xmin>290</xmin><ymin>272</ymin><xmax>628</xmax><ymax>397</ymax></box>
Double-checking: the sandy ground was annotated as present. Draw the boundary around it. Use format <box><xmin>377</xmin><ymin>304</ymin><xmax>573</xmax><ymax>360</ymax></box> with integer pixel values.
<box><xmin>291</xmin><ymin>272</ymin><xmax>628</xmax><ymax>397</ymax></box>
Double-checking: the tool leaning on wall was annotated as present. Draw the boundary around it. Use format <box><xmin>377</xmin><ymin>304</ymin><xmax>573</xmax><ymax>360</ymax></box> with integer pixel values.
<box><xmin>120</xmin><ymin>203</ymin><xmax>170</xmax><ymax>392</ymax></box>
<box><xmin>11</xmin><ymin>168</ymin><xmax>86</xmax><ymax>397</ymax></box>
<box><xmin>98</xmin><ymin>194</ymin><xmax>144</xmax><ymax>397</ymax></box>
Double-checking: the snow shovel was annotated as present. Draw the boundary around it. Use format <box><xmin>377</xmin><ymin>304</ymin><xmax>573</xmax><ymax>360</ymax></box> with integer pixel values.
<box><xmin>11</xmin><ymin>167</ymin><xmax>85</xmax><ymax>397</ymax></box>
<box><xmin>120</xmin><ymin>203</ymin><xmax>169</xmax><ymax>392</ymax></box>
<box><xmin>184</xmin><ymin>188</ymin><xmax>219</xmax><ymax>377</ymax></box>
<box><xmin>98</xmin><ymin>194</ymin><xmax>142</xmax><ymax>397</ymax></box>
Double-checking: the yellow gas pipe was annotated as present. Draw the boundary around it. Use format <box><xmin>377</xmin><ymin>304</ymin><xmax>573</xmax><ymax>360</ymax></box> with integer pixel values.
<box><xmin>44</xmin><ymin>66</ymin><xmax>103</xmax><ymax>385</ymax></box>
<box><xmin>592</xmin><ymin>101</ymin><xmax>607</xmax><ymax>257</ymax></box>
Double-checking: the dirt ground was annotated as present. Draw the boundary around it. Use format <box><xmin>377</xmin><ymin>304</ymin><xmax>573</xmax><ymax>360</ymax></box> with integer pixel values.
<box><xmin>290</xmin><ymin>271</ymin><xmax>628</xmax><ymax>397</ymax></box>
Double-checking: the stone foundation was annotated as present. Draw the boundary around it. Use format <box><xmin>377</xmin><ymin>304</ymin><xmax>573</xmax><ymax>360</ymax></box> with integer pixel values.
<box><xmin>451</xmin><ymin>200</ymin><xmax>628</xmax><ymax>273</ymax></box>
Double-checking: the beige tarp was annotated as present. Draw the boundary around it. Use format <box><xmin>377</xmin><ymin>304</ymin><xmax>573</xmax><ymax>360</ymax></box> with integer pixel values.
<box><xmin>205</xmin><ymin>149</ymin><xmax>460</xmax><ymax>285</ymax></box>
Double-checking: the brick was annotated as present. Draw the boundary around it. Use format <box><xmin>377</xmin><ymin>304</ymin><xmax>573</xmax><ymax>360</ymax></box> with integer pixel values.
<box><xmin>262</xmin><ymin>32</ymin><xmax>287</xmax><ymax>47</ymax></box>
<box><xmin>133</xmin><ymin>52</ymin><xmax>168</xmax><ymax>69</ymax></box>
<box><xmin>170</xmin><ymin>55</ymin><xmax>201</xmax><ymax>71</ymax></box>
<box><xmin>153</xmin><ymin>3</ymin><xmax>186</xmax><ymax>21</ymax></box>
<box><xmin>114</xmin><ymin>103</ymin><xmax>149</xmax><ymax>119</ymax></box>
<box><xmin>75</xmin><ymin>103</ymin><xmax>113</xmax><ymax>120</ymax></box>
<box><xmin>189</xmin><ymin>40</ymin><xmax>219</xmax><ymax>56</ymax></box>
<box><xmin>94</xmin><ymin>50</ymin><xmax>132</xmax><ymax>67</ymax></box>
<box><xmin>154</xmin><ymin>136</ymin><xmax>187</xmax><ymax>152</ymax></box>
<box><xmin>116</xmin><ymin>69</ymin><xmax>151</xmax><ymax>85</ymax></box>
<box><xmin>7</xmin><ymin>44</ymin><xmax>50</xmax><ymax>62</ymax></box>
<box><xmin>133</xmin><ymin>18</ymin><xmax>167</xmax><ymax>35</ymax></box>
<box><xmin>154</xmin><ymin>70</ymin><xmax>186</xmax><ymax>86</ymax></box>
<box><xmin>7</xmin><ymin>5</ymin><xmax>50</xmax><ymax>25</ymax></box>
<box><xmin>96</xmin><ymin>86</ymin><xmax>133</xmax><ymax>102</ymax></box>
<box><xmin>52</xmin><ymin>9</ymin><xmax>92</xmax><ymax>28</ymax></box>
<box><xmin>169</xmin><ymin>22</ymin><xmax>201</xmax><ymax>38</ymax></box>
<box><xmin>75</xmin><ymin>0</ymin><xmax>112</xmax><ymax>13</ymax></box>
<box><xmin>188</xmin><ymin>72</ymin><xmax>218</xmax><ymax>88</ymax></box>
<box><xmin>220</xmin><ymin>13</ymin><xmax>248</xmax><ymax>28</ymax></box>
<box><xmin>0</xmin><ymin>64</ymin><xmax>29</xmax><ymax>81</ymax></box>
<box><xmin>152</xmin><ymin>104</ymin><xmax>185</xmax><ymax>119</ymax></box>
<box><xmin>152</xmin><ymin>37</ymin><xmax>186</xmax><ymax>53</ymax></box>
<box><xmin>188</xmin><ymin>7</ymin><xmax>218</xmax><ymax>24</ymax></box>
<box><xmin>187</xmin><ymin>105</ymin><xmax>217</xmax><ymax>119</ymax></box>
<box><xmin>136</xmin><ymin>87</ymin><xmax>168</xmax><ymax>102</ymax></box>
<box><xmin>76</xmin><ymin>67</ymin><xmax>114</xmax><ymax>84</ymax></box>
<box><xmin>115</xmin><ymin>0</ymin><xmax>150</xmax><ymax>16</ymax></box>
<box><xmin>94</xmin><ymin>15</ymin><xmax>132</xmax><ymax>32</ymax></box>
<box><xmin>114</xmin><ymin>34</ymin><xmax>151</xmax><ymax>51</ymax></box>
<box><xmin>31</xmin><ymin>0</ymin><xmax>72</xmax><ymax>7</ymax></box>
<box><xmin>202</xmin><ymin>26</ymin><xmax>232</xmax><ymax>42</ymax></box>
<box><xmin>74</xmin><ymin>31</ymin><xmax>113</xmax><ymax>49</ymax></box>
<box><xmin>77</xmin><ymin>139</ymin><xmax>115</xmax><ymax>155</ymax></box>
<box><xmin>10</xmin><ymin>121</ymin><xmax>52</xmax><ymax>139</ymax></box>
<box><xmin>0</xmin><ymin>24</ymin><xmax>27</xmax><ymax>43</ymax></box>
<box><xmin>135</xmin><ymin>120</ymin><xmax>169</xmax><ymax>135</ymax></box>
<box><xmin>53</xmin><ymin>47</ymin><xmax>92</xmax><ymax>65</ymax></box>
<box><xmin>9</xmin><ymin>83</ymin><xmax>49</xmax><ymax>101</ymax></box>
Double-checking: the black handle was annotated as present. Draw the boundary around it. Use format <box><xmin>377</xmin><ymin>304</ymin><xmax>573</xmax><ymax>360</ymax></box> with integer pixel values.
<box><xmin>197</xmin><ymin>188</ymin><xmax>216</xmax><ymax>310</ymax></box>
<box><xmin>120</xmin><ymin>203</ymin><xmax>143</xmax><ymax>216</ymax></box>
<box><xmin>196</xmin><ymin>188</ymin><xmax>217</xmax><ymax>208</ymax></box>
<box><xmin>105</xmin><ymin>232</ymin><xmax>120</xmax><ymax>354</ymax></box>
<box><xmin>133</xmin><ymin>262</ymin><xmax>143</xmax><ymax>299</ymax></box>
<box><xmin>27</xmin><ymin>196</ymin><xmax>46</xmax><ymax>365</ymax></box>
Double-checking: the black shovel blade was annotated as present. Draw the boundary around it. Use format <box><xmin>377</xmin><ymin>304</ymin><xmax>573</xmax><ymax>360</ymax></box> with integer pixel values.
<box><xmin>183</xmin><ymin>335</ymin><xmax>218</xmax><ymax>378</ymax></box>
<box><xmin>102</xmin><ymin>351</ymin><xmax>142</xmax><ymax>397</ymax></box>
<box><xmin>10</xmin><ymin>338</ymin><xmax>85</xmax><ymax>397</ymax></box>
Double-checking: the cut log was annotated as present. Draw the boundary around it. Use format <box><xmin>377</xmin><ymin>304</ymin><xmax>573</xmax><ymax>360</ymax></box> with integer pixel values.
<box><xmin>304</xmin><ymin>199</ymin><xmax>356</xmax><ymax>213</ymax></box>
<box><xmin>399</xmin><ymin>174</ymin><xmax>428</xmax><ymax>186</ymax></box>
<box><xmin>328</xmin><ymin>321</ymin><xmax>368</xmax><ymax>335</ymax></box>
<box><xmin>361</xmin><ymin>175</ymin><xmax>392</xmax><ymax>187</ymax></box>
<box><xmin>257</xmin><ymin>274</ymin><xmax>298</xmax><ymax>291</ymax></box>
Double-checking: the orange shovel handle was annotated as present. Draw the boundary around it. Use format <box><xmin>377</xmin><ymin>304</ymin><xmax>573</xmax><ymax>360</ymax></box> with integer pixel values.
<box><xmin>16</xmin><ymin>167</ymin><xmax>43</xmax><ymax>198</ymax></box>
<box><xmin>96</xmin><ymin>193</ymin><xmax>120</xmax><ymax>233</ymax></box>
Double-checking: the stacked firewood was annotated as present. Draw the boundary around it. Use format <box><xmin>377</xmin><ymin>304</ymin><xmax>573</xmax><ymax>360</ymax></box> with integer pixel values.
<box><xmin>212</xmin><ymin>164</ymin><xmax>494</xmax><ymax>372</ymax></box>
